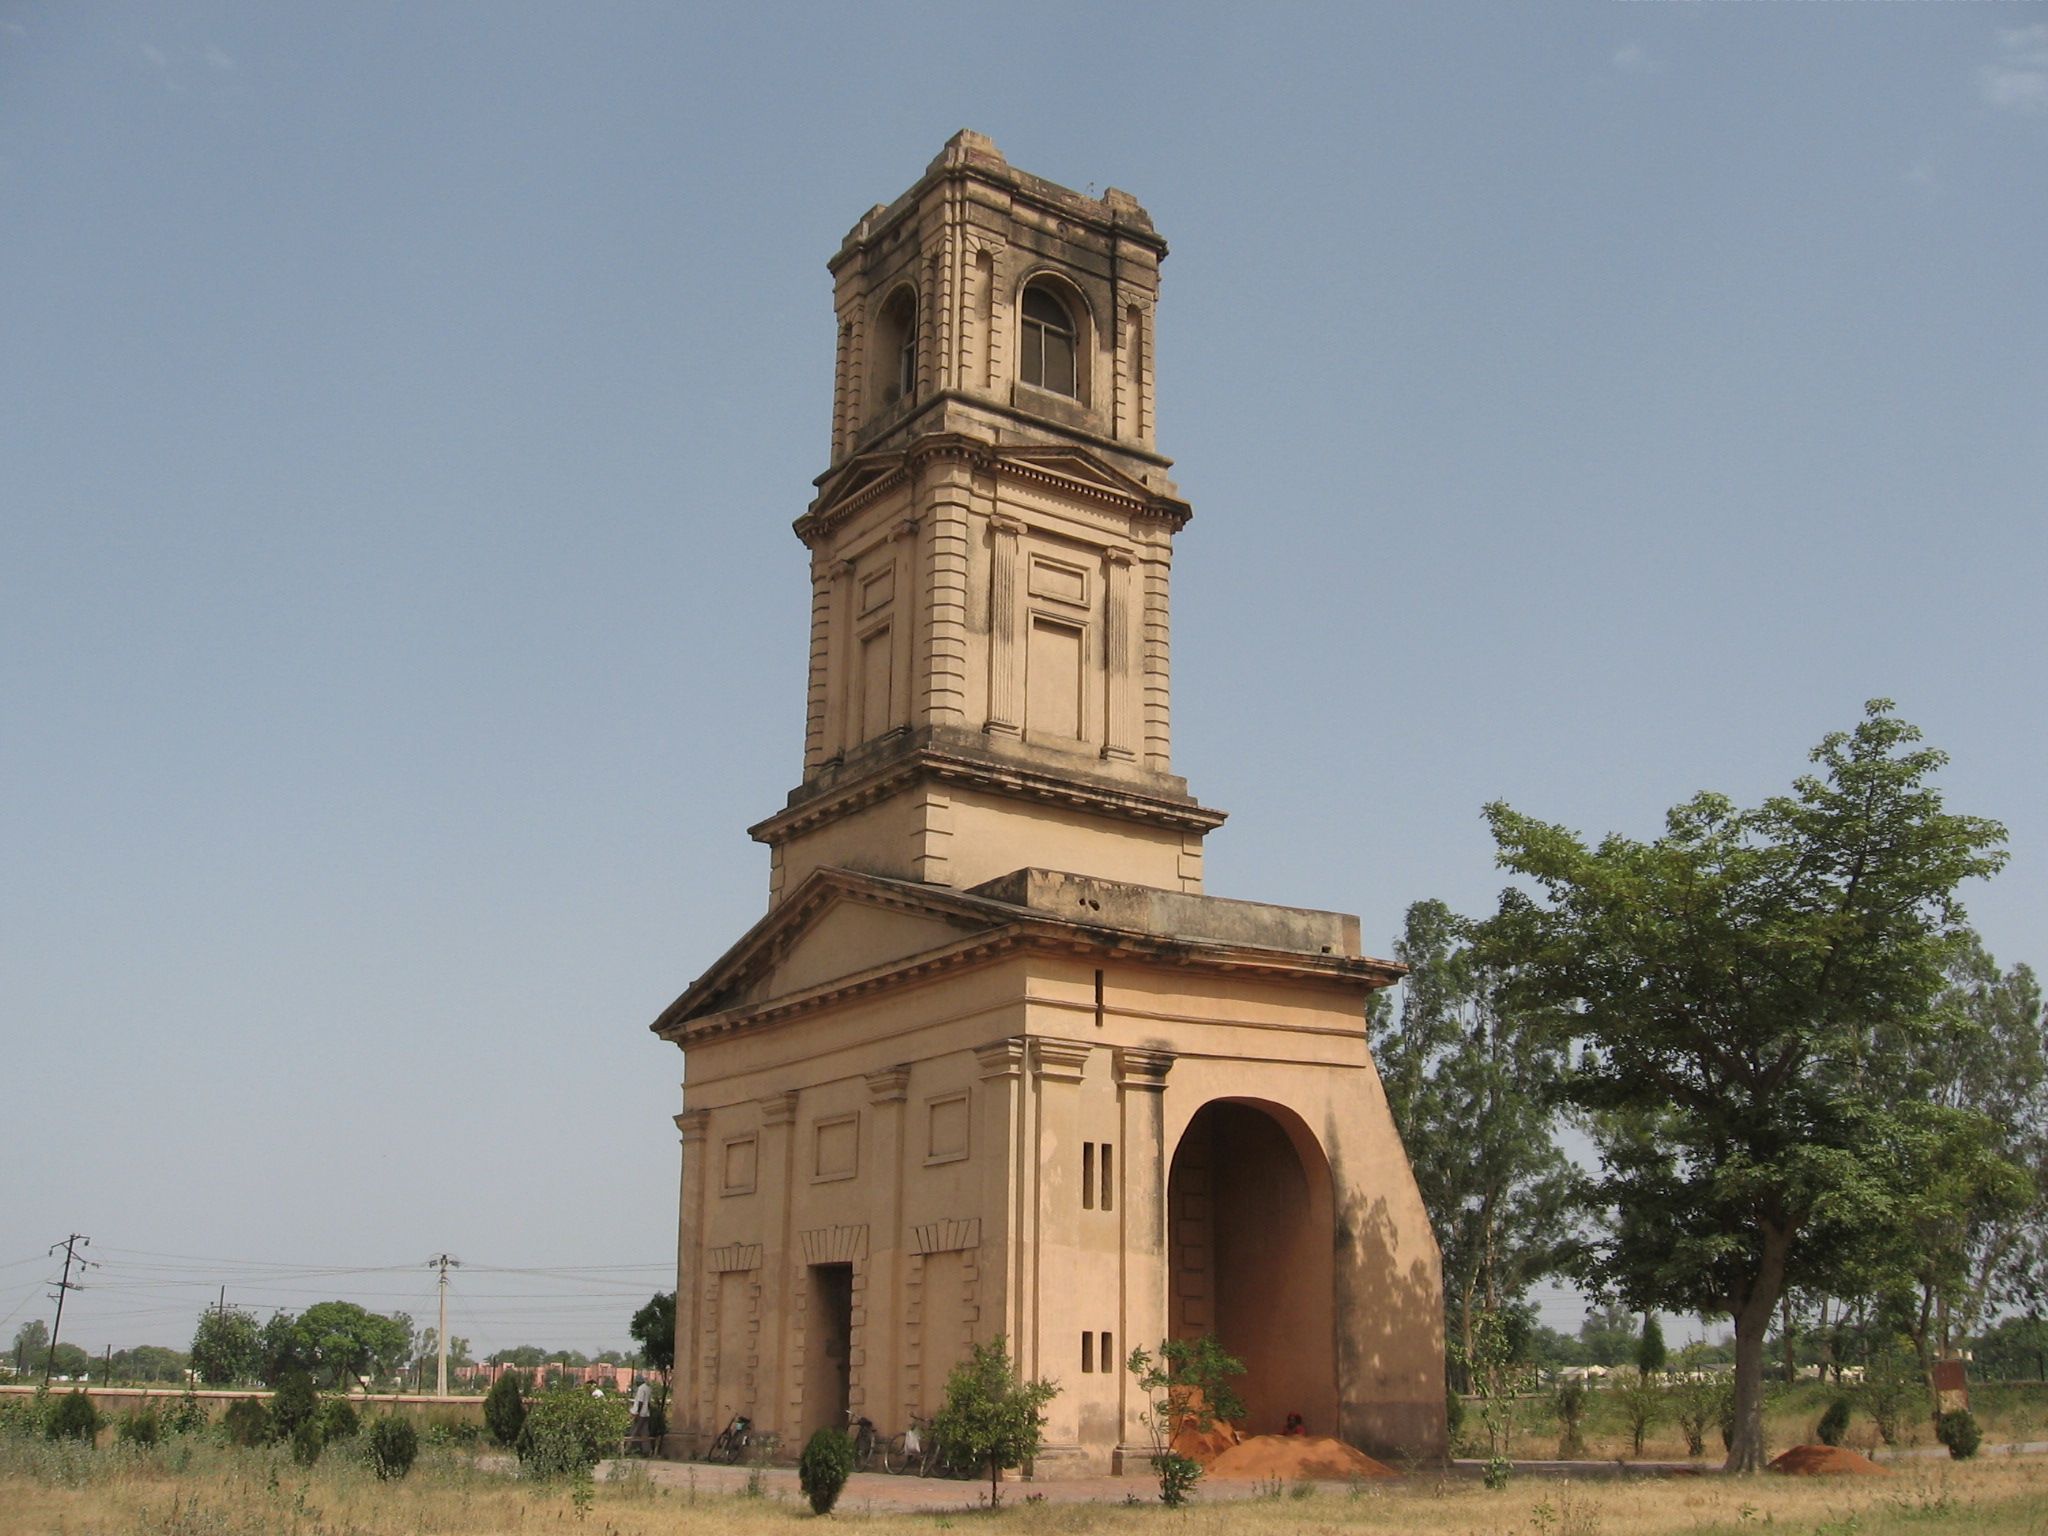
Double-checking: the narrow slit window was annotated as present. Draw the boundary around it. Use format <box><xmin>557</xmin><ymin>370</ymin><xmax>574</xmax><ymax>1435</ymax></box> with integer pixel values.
<box><xmin>1100</xmin><ymin>1143</ymin><xmax>1114</xmax><ymax>1212</ymax></box>
<box><xmin>1081</xmin><ymin>1332</ymin><xmax>1094</xmax><ymax>1374</ymax></box>
<box><xmin>1094</xmin><ymin>968</ymin><xmax>1105</xmax><ymax>1028</ymax></box>
<box><xmin>1082</xmin><ymin>1141</ymin><xmax>1095</xmax><ymax>1210</ymax></box>
<box><xmin>1100</xmin><ymin>1332</ymin><xmax>1112</xmax><ymax>1372</ymax></box>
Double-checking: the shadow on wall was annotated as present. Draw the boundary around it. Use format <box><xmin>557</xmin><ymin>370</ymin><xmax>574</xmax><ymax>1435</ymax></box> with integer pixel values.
<box><xmin>1326</xmin><ymin>1111</ymin><xmax>1447</xmax><ymax>1460</ymax></box>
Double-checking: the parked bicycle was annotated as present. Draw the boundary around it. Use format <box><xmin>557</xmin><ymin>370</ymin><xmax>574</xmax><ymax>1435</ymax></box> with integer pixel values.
<box><xmin>706</xmin><ymin>1410</ymin><xmax>752</xmax><ymax>1464</ymax></box>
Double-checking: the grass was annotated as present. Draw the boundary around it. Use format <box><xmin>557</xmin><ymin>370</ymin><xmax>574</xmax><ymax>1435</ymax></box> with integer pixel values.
<box><xmin>1</xmin><ymin>1436</ymin><xmax>2045</xmax><ymax>1536</ymax></box>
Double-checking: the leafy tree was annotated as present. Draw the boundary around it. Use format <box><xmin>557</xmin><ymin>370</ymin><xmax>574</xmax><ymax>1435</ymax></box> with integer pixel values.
<box><xmin>1972</xmin><ymin>1314</ymin><xmax>2048</xmax><ymax>1381</ymax></box>
<box><xmin>492</xmin><ymin>1345</ymin><xmax>548</xmax><ymax>1368</ymax></box>
<box><xmin>47</xmin><ymin>1342</ymin><xmax>90</xmax><ymax>1378</ymax></box>
<box><xmin>1615</xmin><ymin>1368</ymin><xmax>1663</xmax><ymax>1456</ymax></box>
<box><xmin>1637</xmin><ymin>1315</ymin><xmax>1667</xmax><ymax>1377</ymax></box>
<box><xmin>930</xmin><ymin>1336</ymin><xmax>1058</xmax><ymax>1508</ymax></box>
<box><xmin>629</xmin><ymin>1292</ymin><xmax>675</xmax><ymax>1380</ymax></box>
<box><xmin>1372</xmin><ymin>898</ymin><xmax>1578</xmax><ymax>1387</ymax></box>
<box><xmin>262</xmin><ymin>1303</ymin><xmax>413</xmax><ymax>1390</ymax></box>
<box><xmin>1127</xmin><ymin>1335</ymin><xmax>1246</xmax><ymax>1506</ymax></box>
<box><xmin>270</xmin><ymin>1370</ymin><xmax>321</xmax><ymax>1441</ymax></box>
<box><xmin>1485</xmin><ymin>702</ymin><xmax>2008</xmax><ymax>1470</ymax></box>
<box><xmin>191</xmin><ymin>1307</ymin><xmax>263</xmax><ymax>1386</ymax></box>
<box><xmin>11</xmin><ymin>1320</ymin><xmax>49</xmax><ymax>1376</ymax></box>
<box><xmin>1577</xmin><ymin>1303</ymin><xmax>1637</xmax><ymax>1368</ymax></box>
<box><xmin>112</xmin><ymin>1345</ymin><xmax>188</xmax><ymax>1384</ymax></box>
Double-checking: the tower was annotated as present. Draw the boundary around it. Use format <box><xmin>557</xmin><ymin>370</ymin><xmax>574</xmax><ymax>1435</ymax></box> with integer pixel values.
<box><xmin>653</xmin><ymin>134</ymin><xmax>1444</xmax><ymax>1474</ymax></box>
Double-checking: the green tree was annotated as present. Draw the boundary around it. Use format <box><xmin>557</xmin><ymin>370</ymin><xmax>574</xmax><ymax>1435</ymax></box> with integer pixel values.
<box><xmin>1577</xmin><ymin>1303</ymin><xmax>1637</xmax><ymax>1368</ymax></box>
<box><xmin>930</xmin><ymin>1336</ymin><xmax>1058</xmax><ymax>1509</ymax></box>
<box><xmin>1637</xmin><ymin>1315</ymin><xmax>1667</xmax><ymax>1377</ymax></box>
<box><xmin>262</xmin><ymin>1302</ymin><xmax>413</xmax><ymax>1390</ymax></box>
<box><xmin>190</xmin><ymin>1307</ymin><xmax>263</xmax><ymax>1386</ymax></box>
<box><xmin>48</xmin><ymin>1343</ymin><xmax>90</xmax><ymax>1378</ymax></box>
<box><xmin>1485</xmin><ymin>702</ymin><xmax>2009</xmax><ymax>1471</ymax></box>
<box><xmin>629</xmin><ymin>1292</ymin><xmax>675</xmax><ymax>1380</ymax></box>
<box><xmin>111</xmin><ymin>1345</ymin><xmax>188</xmax><ymax>1384</ymax></box>
<box><xmin>484</xmin><ymin>1369</ymin><xmax>528</xmax><ymax>1446</ymax></box>
<box><xmin>1371</xmin><ymin>897</ymin><xmax>1578</xmax><ymax>1389</ymax></box>
<box><xmin>11</xmin><ymin>1320</ymin><xmax>50</xmax><ymax>1376</ymax></box>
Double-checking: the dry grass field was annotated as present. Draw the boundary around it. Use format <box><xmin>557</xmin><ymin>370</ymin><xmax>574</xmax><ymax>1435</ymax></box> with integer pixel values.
<box><xmin>1</xmin><ymin>1438</ymin><xmax>2044</xmax><ymax>1536</ymax></box>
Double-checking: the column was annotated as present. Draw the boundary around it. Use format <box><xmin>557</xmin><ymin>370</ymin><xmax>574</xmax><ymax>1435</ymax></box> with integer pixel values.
<box><xmin>1102</xmin><ymin>547</ymin><xmax>1138</xmax><ymax>763</ymax></box>
<box><xmin>985</xmin><ymin>515</ymin><xmax>1025</xmax><ymax>737</ymax></box>
<box><xmin>673</xmin><ymin>1108</ymin><xmax>710</xmax><ymax>1449</ymax></box>
<box><xmin>1113</xmin><ymin>1048</ymin><xmax>1173</xmax><ymax>1466</ymax></box>
<box><xmin>1029</xmin><ymin>1039</ymin><xmax>1091</xmax><ymax>1463</ymax></box>
<box><xmin>861</xmin><ymin>1066</ymin><xmax>912</xmax><ymax>1426</ymax></box>
<box><xmin>758</xmin><ymin>1089</ymin><xmax>799</xmax><ymax>1439</ymax></box>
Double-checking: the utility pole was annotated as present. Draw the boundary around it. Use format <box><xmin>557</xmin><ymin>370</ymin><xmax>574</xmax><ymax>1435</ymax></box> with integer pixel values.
<box><xmin>426</xmin><ymin>1254</ymin><xmax>460</xmax><ymax>1397</ymax></box>
<box><xmin>44</xmin><ymin>1234</ymin><xmax>94</xmax><ymax>1385</ymax></box>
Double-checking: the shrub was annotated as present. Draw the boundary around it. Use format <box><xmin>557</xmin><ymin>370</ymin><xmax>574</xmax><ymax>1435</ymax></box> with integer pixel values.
<box><xmin>484</xmin><ymin>1370</ymin><xmax>528</xmax><ymax>1447</ymax></box>
<box><xmin>516</xmin><ymin>1388</ymin><xmax>630</xmax><ymax>1481</ymax></box>
<box><xmin>317</xmin><ymin>1397</ymin><xmax>359</xmax><ymax>1443</ymax></box>
<box><xmin>1935</xmin><ymin>1408</ymin><xmax>1980</xmax><ymax>1461</ymax></box>
<box><xmin>1614</xmin><ymin>1369</ymin><xmax>1663</xmax><ymax>1456</ymax></box>
<box><xmin>290</xmin><ymin>1417</ymin><xmax>324</xmax><ymax>1466</ymax></box>
<box><xmin>798</xmin><ymin>1427</ymin><xmax>855</xmax><ymax>1515</ymax></box>
<box><xmin>931</xmin><ymin>1336</ymin><xmax>1058</xmax><ymax>1509</ymax></box>
<box><xmin>116</xmin><ymin>1406</ymin><xmax>162</xmax><ymax>1447</ymax></box>
<box><xmin>1816</xmin><ymin>1396</ymin><xmax>1852</xmax><ymax>1447</ymax></box>
<box><xmin>1862</xmin><ymin>1344</ymin><xmax>1927</xmax><ymax>1448</ymax></box>
<box><xmin>1445</xmin><ymin>1386</ymin><xmax>1466</xmax><ymax>1447</ymax></box>
<box><xmin>368</xmin><ymin>1415</ymin><xmax>419</xmax><ymax>1480</ymax></box>
<box><xmin>0</xmin><ymin>1387</ymin><xmax>52</xmax><ymax>1440</ymax></box>
<box><xmin>221</xmin><ymin>1398</ymin><xmax>273</xmax><ymax>1447</ymax></box>
<box><xmin>162</xmin><ymin>1388</ymin><xmax>209</xmax><ymax>1436</ymax></box>
<box><xmin>45</xmin><ymin>1391</ymin><xmax>99</xmax><ymax>1444</ymax></box>
<box><xmin>1551</xmin><ymin>1379</ymin><xmax>1587</xmax><ymax>1458</ymax></box>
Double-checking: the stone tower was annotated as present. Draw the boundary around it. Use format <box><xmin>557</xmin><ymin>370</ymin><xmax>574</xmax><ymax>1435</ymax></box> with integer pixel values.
<box><xmin>653</xmin><ymin>133</ymin><xmax>1444</xmax><ymax>1474</ymax></box>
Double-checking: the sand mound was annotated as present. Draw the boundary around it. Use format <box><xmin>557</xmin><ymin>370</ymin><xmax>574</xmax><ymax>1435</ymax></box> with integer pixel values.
<box><xmin>1205</xmin><ymin>1434</ymin><xmax>1397</xmax><ymax>1481</ymax></box>
<box><xmin>1769</xmin><ymin>1444</ymin><xmax>1890</xmax><ymax>1477</ymax></box>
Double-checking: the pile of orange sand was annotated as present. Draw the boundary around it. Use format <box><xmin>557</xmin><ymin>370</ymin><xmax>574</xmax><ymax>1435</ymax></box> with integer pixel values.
<box><xmin>1769</xmin><ymin>1444</ymin><xmax>1891</xmax><ymax>1477</ymax></box>
<box><xmin>1205</xmin><ymin>1435</ymin><xmax>1398</xmax><ymax>1481</ymax></box>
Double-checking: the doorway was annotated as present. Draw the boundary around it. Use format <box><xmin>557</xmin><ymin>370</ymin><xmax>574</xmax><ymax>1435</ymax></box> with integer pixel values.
<box><xmin>804</xmin><ymin>1262</ymin><xmax>854</xmax><ymax>1439</ymax></box>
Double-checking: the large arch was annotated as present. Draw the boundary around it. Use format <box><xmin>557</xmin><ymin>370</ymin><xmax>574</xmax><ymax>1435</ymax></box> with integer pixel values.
<box><xmin>1166</xmin><ymin>1098</ymin><xmax>1339</xmax><ymax>1437</ymax></box>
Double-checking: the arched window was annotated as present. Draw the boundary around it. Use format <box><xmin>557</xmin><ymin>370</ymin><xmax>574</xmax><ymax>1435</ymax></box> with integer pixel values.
<box><xmin>876</xmin><ymin>286</ymin><xmax>917</xmax><ymax>408</ymax></box>
<box><xmin>1019</xmin><ymin>282</ymin><xmax>1079</xmax><ymax>398</ymax></box>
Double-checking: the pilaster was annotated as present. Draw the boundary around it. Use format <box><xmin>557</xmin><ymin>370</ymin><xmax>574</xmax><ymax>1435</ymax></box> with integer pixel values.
<box><xmin>673</xmin><ymin>1108</ymin><xmax>710</xmax><ymax>1448</ymax></box>
<box><xmin>1112</xmin><ymin>1048</ymin><xmax>1173</xmax><ymax>1465</ymax></box>
<box><xmin>758</xmin><ymin>1089</ymin><xmax>799</xmax><ymax>1437</ymax></box>
<box><xmin>1028</xmin><ymin>1039</ymin><xmax>1091</xmax><ymax>1458</ymax></box>
<box><xmin>985</xmin><ymin>514</ymin><xmax>1025</xmax><ymax>737</ymax></box>
<box><xmin>861</xmin><ymin>1065</ymin><xmax>912</xmax><ymax>1422</ymax></box>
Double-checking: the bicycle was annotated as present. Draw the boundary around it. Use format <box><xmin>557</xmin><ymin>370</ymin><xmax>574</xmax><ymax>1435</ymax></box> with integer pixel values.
<box><xmin>848</xmin><ymin>1412</ymin><xmax>881</xmax><ymax>1472</ymax></box>
<box><xmin>706</xmin><ymin>1410</ymin><xmax>752</xmax><ymax>1464</ymax></box>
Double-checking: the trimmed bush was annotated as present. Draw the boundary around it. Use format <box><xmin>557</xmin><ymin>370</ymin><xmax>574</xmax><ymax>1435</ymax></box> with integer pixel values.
<box><xmin>484</xmin><ymin>1370</ymin><xmax>528</xmax><ymax>1447</ymax></box>
<box><xmin>516</xmin><ymin>1388</ymin><xmax>630</xmax><ymax>1480</ymax></box>
<box><xmin>46</xmin><ymin>1391</ymin><xmax>100</xmax><ymax>1443</ymax></box>
<box><xmin>369</xmin><ymin>1415</ymin><xmax>419</xmax><ymax>1480</ymax></box>
<box><xmin>798</xmin><ymin>1427</ymin><xmax>855</xmax><ymax>1515</ymax></box>
<box><xmin>1936</xmin><ymin>1408</ymin><xmax>1981</xmax><ymax>1460</ymax></box>
<box><xmin>1816</xmin><ymin>1396</ymin><xmax>1852</xmax><ymax>1446</ymax></box>
<box><xmin>117</xmin><ymin>1406</ymin><xmax>162</xmax><ymax>1446</ymax></box>
<box><xmin>221</xmin><ymin>1398</ymin><xmax>272</xmax><ymax>1447</ymax></box>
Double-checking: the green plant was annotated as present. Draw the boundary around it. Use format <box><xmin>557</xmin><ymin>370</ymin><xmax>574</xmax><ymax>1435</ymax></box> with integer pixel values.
<box><xmin>1127</xmin><ymin>1335</ymin><xmax>1246</xmax><ymax>1507</ymax></box>
<box><xmin>1445</xmin><ymin>1387</ymin><xmax>1466</xmax><ymax>1448</ymax></box>
<box><xmin>116</xmin><ymin>1405</ymin><xmax>162</xmax><ymax>1446</ymax></box>
<box><xmin>1615</xmin><ymin>1368</ymin><xmax>1663</xmax><ymax>1456</ymax></box>
<box><xmin>1483</xmin><ymin>1455</ymin><xmax>1512</xmax><ymax>1490</ymax></box>
<box><xmin>162</xmin><ymin>1387</ymin><xmax>209</xmax><ymax>1436</ymax></box>
<box><xmin>221</xmin><ymin>1397</ymin><xmax>272</xmax><ymax>1447</ymax></box>
<box><xmin>1863</xmin><ymin>1343</ymin><xmax>1927</xmax><ymax>1448</ymax></box>
<box><xmin>930</xmin><ymin>1335</ymin><xmax>1058</xmax><ymax>1509</ymax></box>
<box><xmin>0</xmin><ymin>1386</ymin><xmax>51</xmax><ymax>1440</ymax></box>
<box><xmin>484</xmin><ymin>1369</ymin><xmax>528</xmax><ymax>1447</ymax></box>
<box><xmin>368</xmin><ymin>1414</ymin><xmax>419</xmax><ymax>1480</ymax></box>
<box><xmin>1817</xmin><ymin>1395</ymin><xmax>1852</xmax><ymax>1447</ymax></box>
<box><xmin>1551</xmin><ymin>1379</ymin><xmax>1587</xmax><ymax>1458</ymax></box>
<box><xmin>516</xmin><ymin>1387</ymin><xmax>630</xmax><ymax>1481</ymax></box>
<box><xmin>1934</xmin><ymin>1408</ymin><xmax>1980</xmax><ymax>1460</ymax></box>
<box><xmin>290</xmin><ymin>1417</ymin><xmax>324</xmax><ymax>1466</ymax></box>
<box><xmin>269</xmin><ymin>1370</ymin><xmax>320</xmax><ymax>1441</ymax></box>
<box><xmin>317</xmin><ymin>1397</ymin><xmax>358</xmax><ymax>1443</ymax></box>
<box><xmin>798</xmin><ymin>1426</ymin><xmax>855</xmax><ymax>1515</ymax></box>
<box><xmin>45</xmin><ymin>1390</ymin><xmax>99</xmax><ymax>1443</ymax></box>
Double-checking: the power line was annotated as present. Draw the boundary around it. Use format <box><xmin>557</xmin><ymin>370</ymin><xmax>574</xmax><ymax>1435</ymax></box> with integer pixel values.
<box><xmin>43</xmin><ymin>1234</ymin><xmax>95</xmax><ymax>1384</ymax></box>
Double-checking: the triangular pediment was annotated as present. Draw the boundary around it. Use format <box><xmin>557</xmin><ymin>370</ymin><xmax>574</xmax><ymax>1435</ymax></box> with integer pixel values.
<box><xmin>809</xmin><ymin>454</ymin><xmax>906</xmax><ymax>520</ymax></box>
<box><xmin>995</xmin><ymin>446</ymin><xmax>1155</xmax><ymax>502</ymax></box>
<box><xmin>652</xmin><ymin>868</ymin><xmax>1014</xmax><ymax>1034</ymax></box>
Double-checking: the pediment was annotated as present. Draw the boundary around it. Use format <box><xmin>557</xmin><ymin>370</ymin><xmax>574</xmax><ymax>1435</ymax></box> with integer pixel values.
<box><xmin>809</xmin><ymin>455</ymin><xmax>906</xmax><ymax>520</ymax></box>
<box><xmin>994</xmin><ymin>446</ymin><xmax>1155</xmax><ymax>503</ymax></box>
<box><xmin>653</xmin><ymin>868</ymin><xmax>1013</xmax><ymax>1034</ymax></box>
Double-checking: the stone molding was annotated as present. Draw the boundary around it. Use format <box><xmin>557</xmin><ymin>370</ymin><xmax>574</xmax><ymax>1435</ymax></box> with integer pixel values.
<box><xmin>1112</xmin><ymin>1046</ymin><xmax>1174</xmax><ymax>1091</ymax></box>
<box><xmin>866</xmin><ymin>1064</ymin><xmax>913</xmax><ymax>1103</ymax></box>
<box><xmin>975</xmin><ymin>1036</ymin><xmax>1027</xmax><ymax>1081</ymax></box>
<box><xmin>1031</xmin><ymin>1038</ymin><xmax>1091</xmax><ymax>1083</ymax></box>
<box><xmin>707</xmin><ymin>1243</ymin><xmax>762</xmax><ymax>1274</ymax></box>
<box><xmin>799</xmin><ymin>1224</ymin><xmax>870</xmax><ymax>1265</ymax></box>
<box><xmin>760</xmin><ymin>1089</ymin><xmax>800</xmax><ymax>1127</ymax></box>
<box><xmin>911</xmin><ymin>1217</ymin><xmax>981</xmax><ymax>1255</ymax></box>
<box><xmin>675</xmin><ymin>1108</ymin><xmax>711</xmax><ymax>1143</ymax></box>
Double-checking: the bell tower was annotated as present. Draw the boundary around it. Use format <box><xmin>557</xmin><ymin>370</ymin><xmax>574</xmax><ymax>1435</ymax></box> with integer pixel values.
<box><xmin>755</xmin><ymin>130</ymin><xmax>1225</xmax><ymax>905</ymax></box>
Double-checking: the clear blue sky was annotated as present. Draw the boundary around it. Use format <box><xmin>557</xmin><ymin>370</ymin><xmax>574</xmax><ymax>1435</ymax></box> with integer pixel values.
<box><xmin>3</xmin><ymin>2</ymin><xmax>2042</xmax><ymax>1356</ymax></box>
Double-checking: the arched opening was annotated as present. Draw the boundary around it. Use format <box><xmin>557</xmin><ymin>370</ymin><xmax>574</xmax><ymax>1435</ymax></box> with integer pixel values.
<box><xmin>874</xmin><ymin>285</ymin><xmax>918</xmax><ymax>410</ymax></box>
<box><xmin>1167</xmin><ymin>1099</ymin><xmax>1338</xmax><ymax>1437</ymax></box>
<box><xmin>1018</xmin><ymin>279</ymin><xmax>1082</xmax><ymax>398</ymax></box>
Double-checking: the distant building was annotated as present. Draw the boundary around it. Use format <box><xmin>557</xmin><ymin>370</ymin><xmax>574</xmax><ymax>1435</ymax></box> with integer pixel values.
<box><xmin>649</xmin><ymin>133</ymin><xmax>1445</xmax><ymax>1473</ymax></box>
